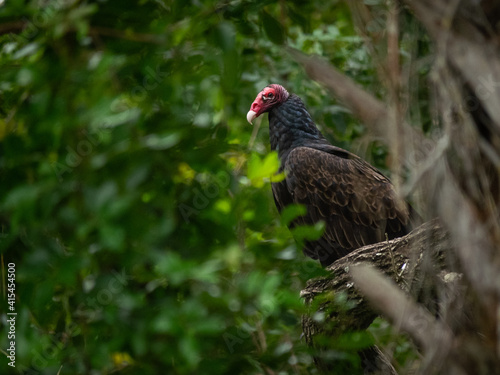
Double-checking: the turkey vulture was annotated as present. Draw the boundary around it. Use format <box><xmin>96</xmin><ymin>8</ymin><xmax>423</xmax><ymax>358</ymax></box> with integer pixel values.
<box><xmin>247</xmin><ymin>84</ymin><xmax>413</xmax><ymax>267</ymax></box>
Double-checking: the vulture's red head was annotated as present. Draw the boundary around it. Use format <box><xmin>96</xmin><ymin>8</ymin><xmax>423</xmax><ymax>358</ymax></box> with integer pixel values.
<box><xmin>247</xmin><ymin>84</ymin><xmax>290</xmax><ymax>124</ymax></box>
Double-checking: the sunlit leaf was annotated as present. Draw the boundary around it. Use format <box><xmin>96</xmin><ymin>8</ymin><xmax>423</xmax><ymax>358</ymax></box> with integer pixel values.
<box><xmin>247</xmin><ymin>151</ymin><xmax>284</xmax><ymax>187</ymax></box>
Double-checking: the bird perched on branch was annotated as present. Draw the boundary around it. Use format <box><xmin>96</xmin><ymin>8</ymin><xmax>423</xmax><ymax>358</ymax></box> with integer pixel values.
<box><xmin>247</xmin><ymin>84</ymin><xmax>413</xmax><ymax>267</ymax></box>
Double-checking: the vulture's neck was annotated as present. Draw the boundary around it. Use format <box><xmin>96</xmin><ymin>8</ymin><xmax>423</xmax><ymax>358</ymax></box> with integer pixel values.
<box><xmin>268</xmin><ymin>95</ymin><xmax>328</xmax><ymax>160</ymax></box>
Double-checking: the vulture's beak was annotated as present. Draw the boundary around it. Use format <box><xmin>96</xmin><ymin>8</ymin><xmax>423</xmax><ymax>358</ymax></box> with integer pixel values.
<box><xmin>246</xmin><ymin>110</ymin><xmax>257</xmax><ymax>124</ymax></box>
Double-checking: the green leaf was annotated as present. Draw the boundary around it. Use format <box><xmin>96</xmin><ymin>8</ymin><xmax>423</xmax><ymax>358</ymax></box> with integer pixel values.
<box><xmin>99</xmin><ymin>224</ymin><xmax>125</xmax><ymax>251</ymax></box>
<box><xmin>288</xmin><ymin>6</ymin><xmax>311</xmax><ymax>33</ymax></box>
<box><xmin>291</xmin><ymin>221</ymin><xmax>325</xmax><ymax>242</ymax></box>
<box><xmin>280</xmin><ymin>203</ymin><xmax>307</xmax><ymax>226</ymax></box>
<box><xmin>261</xmin><ymin>10</ymin><xmax>286</xmax><ymax>45</ymax></box>
<box><xmin>333</xmin><ymin>331</ymin><xmax>375</xmax><ymax>350</ymax></box>
<box><xmin>247</xmin><ymin>152</ymin><xmax>284</xmax><ymax>187</ymax></box>
<box><xmin>143</xmin><ymin>132</ymin><xmax>181</xmax><ymax>150</ymax></box>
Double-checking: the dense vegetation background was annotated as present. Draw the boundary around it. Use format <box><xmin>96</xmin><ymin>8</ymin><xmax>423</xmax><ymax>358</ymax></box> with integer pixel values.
<box><xmin>2</xmin><ymin>0</ymin><xmax>487</xmax><ymax>374</ymax></box>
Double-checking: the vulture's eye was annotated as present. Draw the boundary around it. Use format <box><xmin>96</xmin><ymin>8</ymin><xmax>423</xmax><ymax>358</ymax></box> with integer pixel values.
<box><xmin>262</xmin><ymin>92</ymin><xmax>274</xmax><ymax>101</ymax></box>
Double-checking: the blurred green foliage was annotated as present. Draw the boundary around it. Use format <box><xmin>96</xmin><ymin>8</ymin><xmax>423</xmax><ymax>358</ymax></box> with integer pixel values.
<box><xmin>0</xmin><ymin>0</ymin><xmax>428</xmax><ymax>374</ymax></box>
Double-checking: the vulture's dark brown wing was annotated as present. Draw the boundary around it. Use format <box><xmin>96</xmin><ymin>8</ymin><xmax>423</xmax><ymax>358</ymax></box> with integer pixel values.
<box><xmin>274</xmin><ymin>145</ymin><xmax>410</xmax><ymax>266</ymax></box>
